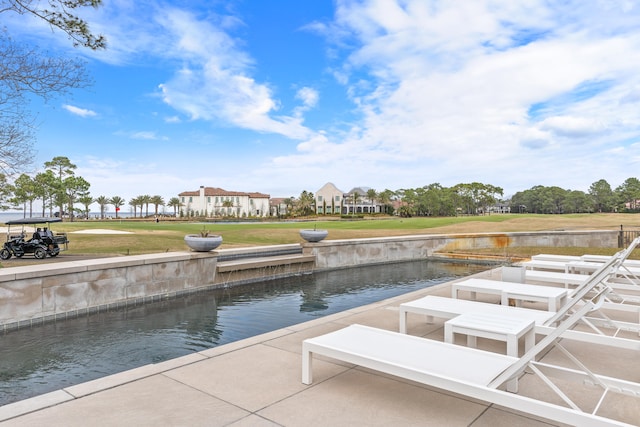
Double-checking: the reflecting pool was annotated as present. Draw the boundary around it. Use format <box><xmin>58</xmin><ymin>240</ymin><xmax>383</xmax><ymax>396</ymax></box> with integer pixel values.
<box><xmin>0</xmin><ymin>259</ymin><xmax>488</xmax><ymax>406</ymax></box>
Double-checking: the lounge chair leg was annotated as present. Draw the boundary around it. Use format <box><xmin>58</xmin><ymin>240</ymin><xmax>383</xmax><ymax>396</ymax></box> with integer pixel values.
<box><xmin>302</xmin><ymin>345</ymin><xmax>312</xmax><ymax>385</ymax></box>
<box><xmin>505</xmin><ymin>334</ymin><xmax>520</xmax><ymax>392</ymax></box>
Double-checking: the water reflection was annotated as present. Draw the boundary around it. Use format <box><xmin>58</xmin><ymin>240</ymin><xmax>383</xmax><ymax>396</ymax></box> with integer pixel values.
<box><xmin>0</xmin><ymin>260</ymin><xmax>487</xmax><ymax>406</ymax></box>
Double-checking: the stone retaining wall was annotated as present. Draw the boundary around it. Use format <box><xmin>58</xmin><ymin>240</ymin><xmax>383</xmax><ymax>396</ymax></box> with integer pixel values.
<box><xmin>0</xmin><ymin>230</ymin><xmax>619</xmax><ymax>329</ymax></box>
<box><xmin>0</xmin><ymin>252</ymin><xmax>216</xmax><ymax>330</ymax></box>
<box><xmin>303</xmin><ymin>230</ymin><xmax>618</xmax><ymax>270</ymax></box>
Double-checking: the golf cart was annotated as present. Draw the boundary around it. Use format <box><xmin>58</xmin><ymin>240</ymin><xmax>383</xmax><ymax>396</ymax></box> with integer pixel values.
<box><xmin>1</xmin><ymin>217</ymin><xmax>69</xmax><ymax>260</ymax></box>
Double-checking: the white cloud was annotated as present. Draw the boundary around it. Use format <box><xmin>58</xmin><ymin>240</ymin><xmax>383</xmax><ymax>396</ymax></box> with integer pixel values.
<box><xmin>296</xmin><ymin>87</ymin><xmax>319</xmax><ymax>108</ymax></box>
<box><xmin>153</xmin><ymin>8</ymin><xmax>316</xmax><ymax>141</ymax></box>
<box><xmin>130</xmin><ymin>131</ymin><xmax>161</xmax><ymax>140</ymax></box>
<box><xmin>63</xmin><ymin>104</ymin><xmax>97</xmax><ymax>118</ymax></box>
<box><xmin>13</xmin><ymin>1</ymin><xmax>640</xmax><ymax>199</ymax></box>
<box><xmin>266</xmin><ymin>0</ymin><xmax>640</xmax><ymax>194</ymax></box>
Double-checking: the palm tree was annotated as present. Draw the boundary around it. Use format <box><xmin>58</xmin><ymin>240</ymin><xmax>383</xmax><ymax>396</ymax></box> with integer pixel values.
<box><xmin>129</xmin><ymin>196</ymin><xmax>143</xmax><ymax>218</ymax></box>
<box><xmin>296</xmin><ymin>190</ymin><xmax>315</xmax><ymax>216</ymax></box>
<box><xmin>377</xmin><ymin>189</ymin><xmax>394</xmax><ymax>215</ymax></box>
<box><xmin>139</xmin><ymin>194</ymin><xmax>151</xmax><ymax>217</ymax></box>
<box><xmin>94</xmin><ymin>195</ymin><xmax>109</xmax><ymax>219</ymax></box>
<box><xmin>221</xmin><ymin>199</ymin><xmax>234</xmax><ymax>217</ymax></box>
<box><xmin>150</xmin><ymin>195</ymin><xmax>165</xmax><ymax>216</ymax></box>
<box><xmin>109</xmin><ymin>196</ymin><xmax>125</xmax><ymax>218</ymax></box>
<box><xmin>366</xmin><ymin>188</ymin><xmax>377</xmax><ymax>213</ymax></box>
<box><xmin>78</xmin><ymin>195</ymin><xmax>94</xmax><ymax>219</ymax></box>
<box><xmin>283</xmin><ymin>197</ymin><xmax>294</xmax><ymax>217</ymax></box>
<box><xmin>352</xmin><ymin>192</ymin><xmax>361</xmax><ymax>215</ymax></box>
<box><xmin>167</xmin><ymin>197</ymin><xmax>181</xmax><ymax>216</ymax></box>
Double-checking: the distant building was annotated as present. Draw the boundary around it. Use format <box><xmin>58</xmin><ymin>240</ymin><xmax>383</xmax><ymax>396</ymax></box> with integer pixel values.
<box><xmin>179</xmin><ymin>186</ymin><xmax>270</xmax><ymax>217</ymax></box>
<box><xmin>315</xmin><ymin>182</ymin><xmax>345</xmax><ymax>215</ymax></box>
<box><xmin>480</xmin><ymin>203</ymin><xmax>511</xmax><ymax>214</ymax></box>
<box><xmin>314</xmin><ymin>183</ymin><xmax>384</xmax><ymax>215</ymax></box>
<box><xmin>343</xmin><ymin>186</ymin><xmax>384</xmax><ymax>214</ymax></box>
<box><xmin>269</xmin><ymin>197</ymin><xmax>290</xmax><ymax>217</ymax></box>
<box><xmin>625</xmin><ymin>200</ymin><xmax>640</xmax><ymax>210</ymax></box>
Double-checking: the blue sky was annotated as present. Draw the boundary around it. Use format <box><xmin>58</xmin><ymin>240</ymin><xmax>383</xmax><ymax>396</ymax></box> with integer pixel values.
<box><xmin>6</xmin><ymin>0</ymin><xmax>640</xmax><ymax>208</ymax></box>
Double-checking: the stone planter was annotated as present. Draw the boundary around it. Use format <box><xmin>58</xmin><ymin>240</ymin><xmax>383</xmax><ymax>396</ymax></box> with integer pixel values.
<box><xmin>299</xmin><ymin>229</ymin><xmax>328</xmax><ymax>243</ymax></box>
<box><xmin>184</xmin><ymin>234</ymin><xmax>223</xmax><ymax>252</ymax></box>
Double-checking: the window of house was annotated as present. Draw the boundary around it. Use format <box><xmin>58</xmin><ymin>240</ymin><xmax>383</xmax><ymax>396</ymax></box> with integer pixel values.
<box><xmin>318</xmin><ymin>195</ymin><xmax>323</xmax><ymax>202</ymax></box>
<box><xmin>189</xmin><ymin>197</ymin><xmax>192</xmax><ymax>202</ymax></box>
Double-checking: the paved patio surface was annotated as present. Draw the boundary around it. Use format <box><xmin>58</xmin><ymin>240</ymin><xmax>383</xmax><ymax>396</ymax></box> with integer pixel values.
<box><xmin>0</xmin><ymin>268</ymin><xmax>639</xmax><ymax>426</ymax></box>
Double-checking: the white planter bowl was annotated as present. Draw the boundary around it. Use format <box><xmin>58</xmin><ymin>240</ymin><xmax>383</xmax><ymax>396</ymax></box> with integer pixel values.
<box><xmin>299</xmin><ymin>229</ymin><xmax>328</xmax><ymax>242</ymax></box>
<box><xmin>184</xmin><ymin>235</ymin><xmax>223</xmax><ymax>252</ymax></box>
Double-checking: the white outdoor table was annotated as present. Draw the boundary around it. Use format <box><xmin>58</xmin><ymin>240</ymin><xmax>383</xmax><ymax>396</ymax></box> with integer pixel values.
<box><xmin>444</xmin><ymin>312</ymin><xmax>535</xmax><ymax>392</ymax></box>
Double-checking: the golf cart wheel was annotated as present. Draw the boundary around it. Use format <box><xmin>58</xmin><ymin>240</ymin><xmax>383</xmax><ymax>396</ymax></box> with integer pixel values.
<box><xmin>0</xmin><ymin>248</ymin><xmax>11</xmax><ymax>260</ymax></box>
<box><xmin>34</xmin><ymin>247</ymin><xmax>47</xmax><ymax>259</ymax></box>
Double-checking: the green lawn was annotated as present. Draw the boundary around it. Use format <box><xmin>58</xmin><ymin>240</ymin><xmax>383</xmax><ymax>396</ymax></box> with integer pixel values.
<box><xmin>2</xmin><ymin>213</ymin><xmax>639</xmax><ymax>262</ymax></box>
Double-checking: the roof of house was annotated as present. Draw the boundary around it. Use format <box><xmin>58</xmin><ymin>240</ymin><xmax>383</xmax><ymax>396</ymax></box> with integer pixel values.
<box><xmin>346</xmin><ymin>186</ymin><xmax>371</xmax><ymax>195</ymax></box>
<box><xmin>316</xmin><ymin>182</ymin><xmax>345</xmax><ymax>194</ymax></box>
<box><xmin>179</xmin><ymin>187</ymin><xmax>270</xmax><ymax>198</ymax></box>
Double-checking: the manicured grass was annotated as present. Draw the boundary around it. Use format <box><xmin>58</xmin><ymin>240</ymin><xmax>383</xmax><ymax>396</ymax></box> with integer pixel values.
<box><xmin>2</xmin><ymin>213</ymin><xmax>639</xmax><ymax>263</ymax></box>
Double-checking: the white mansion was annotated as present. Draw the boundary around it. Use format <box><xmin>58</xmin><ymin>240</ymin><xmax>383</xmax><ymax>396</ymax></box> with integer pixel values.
<box><xmin>179</xmin><ymin>186</ymin><xmax>270</xmax><ymax>217</ymax></box>
<box><xmin>178</xmin><ymin>183</ymin><xmax>385</xmax><ymax>218</ymax></box>
<box><xmin>314</xmin><ymin>182</ymin><xmax>384</xmax><ymax>215</ymax></box>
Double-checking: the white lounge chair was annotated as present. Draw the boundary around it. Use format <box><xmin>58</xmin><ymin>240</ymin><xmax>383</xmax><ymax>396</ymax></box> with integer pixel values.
<box><xmin>449</xmin><ymin>245</ymin><xmax>625</xmax><ymax>312</ymax></box>
<box><xmin>521</xmin><ymin>258</ymin><xmax>598</xmax><ymax>274</ymax></box>
<box><xmin>522</xmin><ymin>259</ymin><xmax>640</xmax><ymax>289</ymax></box>
<box><xmin>399</xmin><ymin>296</ymin><xmax>640</xmax><ymax>346</ymax></box>
<box><xmin>531</xmin><ymin>253</ymin><xmax>581</xmax><ymax>262</ymax></box>
<box><xmin>303</xmin><ymin>294</ymin><xmax>639</xmax><ymax>426</ymax></box>
<box><xmin>525</xmin><ymin>237</ymin><xmax>640</xmax><ymax>290</ymax></box>
<box><xmin>400</xmin><ymin>250</ymin><xmax>640</xmax><ymax>341</ymax></box>
<box><xmin>532</xmin><ymin>253</ymin><xmax>640</xmax><ymax>268</ymax></box>
<box><xmin>451</xmin><ymin>238</ymin><xmax>640</xmax><ymax>311</ymax></box>
<box><xmin>451</xmin><ymin>277</ymin><xmax>569</xmax><ymax>311</ymax></box>
<box><xmin>582</xmin><ymin>253</ymin><xmax>640</xmax><ymax>267</ymax></box>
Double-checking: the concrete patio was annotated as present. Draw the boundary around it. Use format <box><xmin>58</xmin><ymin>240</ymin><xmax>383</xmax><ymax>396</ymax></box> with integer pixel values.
<box><xmin>0</xmin><ymin>268</ymin><xmax>639</xmax><ymax>426</ymax></box>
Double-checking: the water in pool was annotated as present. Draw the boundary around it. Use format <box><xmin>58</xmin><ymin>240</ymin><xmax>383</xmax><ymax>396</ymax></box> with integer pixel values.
<box><xmin>0</xmin><ymin>259</ymin><xmax>487</xmax><ymax>406</ymax></box>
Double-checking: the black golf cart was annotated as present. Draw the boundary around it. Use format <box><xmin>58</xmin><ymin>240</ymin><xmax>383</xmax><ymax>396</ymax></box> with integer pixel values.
<box><xmin>1</xmin><ymin>217</ymin><xmax>69</xmax><ymax>260</ymax></box>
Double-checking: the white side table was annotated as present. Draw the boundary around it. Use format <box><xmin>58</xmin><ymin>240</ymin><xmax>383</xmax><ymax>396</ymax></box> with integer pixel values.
<box><xmin>444</xmin><ymin>312</ymin><xmax>536</xmax><ymax>392</ymax></box>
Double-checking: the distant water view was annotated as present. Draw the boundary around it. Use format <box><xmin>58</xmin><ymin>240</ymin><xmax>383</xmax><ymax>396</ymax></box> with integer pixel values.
<box><xmin>0</xmin><ymin>260</ymin><xmax>487</xmax><ymax>406</ymax></box>
<box><xmin>0</xmin><ymin>211</ymin><xmax>141</xmax><ymax>223</ymax></box>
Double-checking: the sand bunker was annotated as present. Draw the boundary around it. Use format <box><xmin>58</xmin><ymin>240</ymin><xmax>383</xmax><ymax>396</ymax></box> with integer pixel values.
<box><xmin>71</xmin><ymin>229</ymin><xmax>134</xmax><ymax>234</ymax></box>
<box><xmin>0</xmin><ymin>227</ymin><xmax>133</xmax><ymax>235</ymax></box>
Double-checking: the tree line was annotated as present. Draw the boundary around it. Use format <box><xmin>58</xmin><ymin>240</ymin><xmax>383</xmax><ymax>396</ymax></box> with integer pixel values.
<box><xmin>0</xmin><ymin>156</ymin><xmax>183</xmax><ymax>220</ymax></box>
<box><xmin>285</xmin><ymin>178</ymin><xmax>640</xmax><ymax>218</ymax></box>
<box><xmin>2</xmin><ymin>160</ymin><xmax>639</xmax><ymax>220</ymax></box>
<box><xmin>510</xmin><ymin>178</ymin><xmax>640</xmax><ymax>214</ymax></box>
